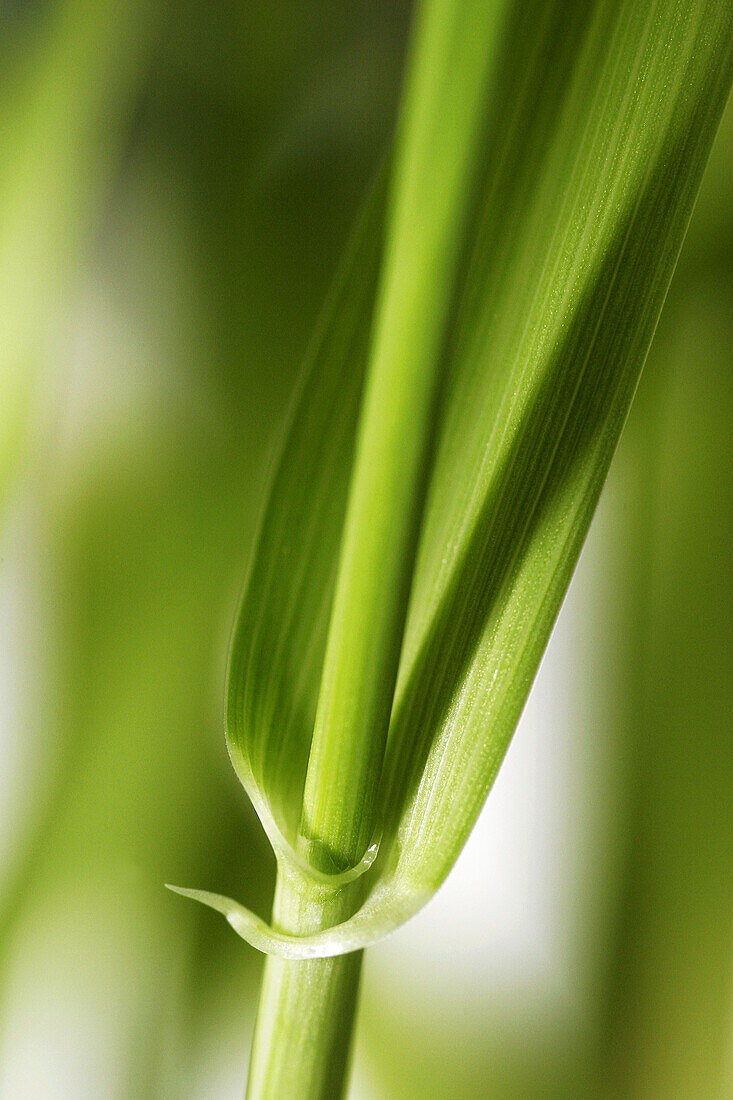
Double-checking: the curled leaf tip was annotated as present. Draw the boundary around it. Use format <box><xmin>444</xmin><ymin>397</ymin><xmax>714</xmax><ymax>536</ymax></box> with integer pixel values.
<box><xmin>165</xmin><ymin>883</ymin><xmax>342</xmax><ymax>959</ymax></box>
<box><xmin>165</xmin><ymin>880</ymin><xmax>432</xmax><ymax>959</ymax></box>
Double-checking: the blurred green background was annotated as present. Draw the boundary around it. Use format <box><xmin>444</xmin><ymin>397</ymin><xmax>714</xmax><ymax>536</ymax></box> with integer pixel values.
<box><xmin>0</xmin><ymin>2</ymin><xmax>731</xmax><ymax>1096</ymax></box>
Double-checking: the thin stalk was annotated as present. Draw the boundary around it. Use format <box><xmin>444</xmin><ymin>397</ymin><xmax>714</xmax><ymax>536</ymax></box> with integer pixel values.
<box><xmin>301</xmin><ymin>0</ymin><xmax>504</xmax><ymax>870</ymax></box>
<box><xmin>245</xmin><ymin>0</ymin><xmax>505</xmax><ymax>1094</ymax></box>
<box><xmin>246</xmin><ymin>878</ymin><xmax>363</xmax><ymax>1099</ymax></box>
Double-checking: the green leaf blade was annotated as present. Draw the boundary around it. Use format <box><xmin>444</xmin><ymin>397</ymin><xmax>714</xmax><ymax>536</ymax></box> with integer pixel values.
<box><xmin>182</xmin><ymin>0</ymin><xmax>733</xmax><ymax>961</ymax></box>
<box><xmin>373</xmin><ymin>0</ymin><xmax>733</xmax><ymax>928</ymax></box>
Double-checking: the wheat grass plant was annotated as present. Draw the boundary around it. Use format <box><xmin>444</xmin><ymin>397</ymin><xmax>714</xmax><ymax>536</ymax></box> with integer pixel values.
<box><xmin>169</xmin><ymin>0</ymin><xmax>733</xmax><ymax>1095</ymax></box>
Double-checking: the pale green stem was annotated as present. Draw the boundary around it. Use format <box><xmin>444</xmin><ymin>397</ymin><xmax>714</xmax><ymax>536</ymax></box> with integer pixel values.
<box><xmin>245</xmin><ymin>1</ymin><xmax>505</xmax><ymax>1093</ymax></box>
<box><xmin>246</xmin><ymin>874</ymin><xmax>363</xmax><ymax>1099</ymax></box>
<box><xmin>300</xmin><ymin>0</ymin><xmax>506</xmax><ymax>871</ymax></box>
